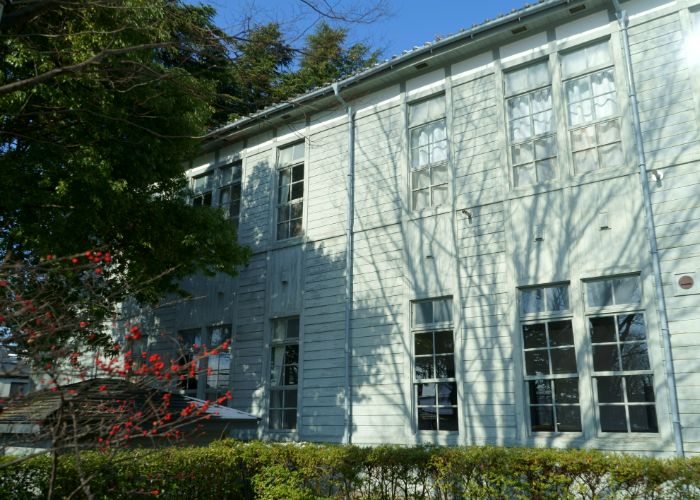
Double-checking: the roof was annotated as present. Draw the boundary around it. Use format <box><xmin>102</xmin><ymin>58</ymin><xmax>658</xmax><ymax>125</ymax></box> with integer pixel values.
<box><xmin>0</xmin><ymin>378</ymin><xmax>257</xmax><ymax>435</ymax></box>
<box><xmin>204</xmin><ymin>0</ymin><xmax>598</xmax><ymax>147</ymax></box>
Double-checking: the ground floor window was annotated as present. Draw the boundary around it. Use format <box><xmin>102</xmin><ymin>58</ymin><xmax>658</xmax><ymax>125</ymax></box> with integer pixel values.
<box><xmin>269</xmin><ymin>317</ymin><xmax>300</xmax><ymax>430</ymax></box>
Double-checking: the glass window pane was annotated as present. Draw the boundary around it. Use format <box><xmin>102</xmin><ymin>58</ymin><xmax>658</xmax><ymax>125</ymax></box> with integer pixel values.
<box><xmin>547</xmin><ymin>286</ymin><xmax>569</xmax><ymax>312</ymax></box>
<box><xmin>530</xmin><ymin>406</ymin><xmax>555</xmax><ymax>432</ymax></box>
<box><xmin>291</xmin><ymin>182</ymin><xmax>303</xmax><ymax>200</ymax></box>
<box><xmin>587</xmin><ymin>41</ymin><xmax>612</xmax><ymax>67</ymax></box>
<box><xmin>283</xmin><ymin>409</ymin><xmax>297</xmax><ymax>429</ymax></box>
<box><xmin>291</xmin><ymin>202</ymin><xmax>303</xmax><ymax>219</ymax></box>
<box><xmin>597</xmin><ymin>119</ymin><xmax>621</xmax><ymax>144</ymax></box>
<box><xmin>432</xmin><ymin>140</ymin><xmax>448</xmax><ymax>164</ymax></box>
<box><xmin>629</xmin><ymin>406</ymin><xmax>658</xmax><ymax>433</ymax></box>
<box><xmin>505</xmin><ymin>66</ymin><xmax>529</xmax><ymax>96</ymax></box>
<box><xmin>549</xmin><ymin>321</ymin><xmax>574</xmax><ymax>347</ymax></box>
<box><xmin>523</xmin><ymin>323</ymin><xmax>547</xmax><ymax>349</ymax></box>
<box><xmin>270</xmin><ymin>389</ymin><xmax>283</xmax><ymax>409</ymax></box>
<box><xmin>413</xmin><ymin>188</ymin><xmax>430</xmax><ymax>210</ymax></box>
<box><xmin>507</xmin><ymin>95</ymin><xmax>530</xmax><ymax>120</ymax></box>
<box><xmin>562</xmin><ymin>50</ymin><xmax>588</xmax><ymax>79</ymax></box>
<box><xmin>618</xmin><ymin>314</ymin><xmax>646</xmax><ymax>342</ymax></box>
<box><xmin>620</xmin><ymin>342</ymin><xmax>650</xmax><ymax>371</ymax></box>
<box><xmin>613</xmin><ymin>276</ymin><xmax>642</xmax><ymax>305</ymax></box>
<box><xmin>277</xmin><ymin>222</ymin><xmax>289</xmax><ymax>240</ymax></box>
<box><xmin>514</xmin><ymin>164</ymin><xmax>536</xmax><ymax>186</ymax></box>
<box><xmin>529</xmin><ymin>380</ymin><xmax>553</xmax><ymax>405</ymax></box>
<box><xmin>293</xmin><ymin>164</ymin><xmax>304</xmax><ymax>182</ymax></box>
<box><xmin>573</xmin><ymin>148</ymin><xmax>598</xmax><ymax>172</ymax></box>
<box><xmin>592</xmin><ymin>69</ymin><xmax>615</xmax><ymax>96</ymax></box>
<box><xmin>599</xmin><ymin>142</ymin><xmax>623</xmax><ymax>167</ymax></box>
<box><xmin>565</xmin><ymin>76</ymin><xmax>591</xmax><ymax>103</ymax></box>
<box><xmin>412</xmin><ymin>168</ymin><xmax>430</xmax><ymax>189</ymax></box>
<box><xmin>417</xmin><ymin>383</ymin><xmax>436</xmax><ymax>406</ymax></box>
<box><xmin>284</xmin><ymin>365</ymin><xmax>298</xmax><ymax>386</ymax></box>
<box><xmin>590</xmin><ymin>316</ymin><xmax>616</xmax><ymax>343</ymax></box>
<box><xmin>290</xmin><ymin>219</ymin><xmax>303</xmax><ymax>237</ymax></box>
<box><xmin>533</xmin><ymin>110</ymin><xmax>554</xmax><ymax>135</ymax></box>
<box><xmin>284</xmin><ymin>389</ymin><xmax>297</xmax><ymax>408</ymax></box>
<box><xmin>536</xmin><ymin>158</ymin><xmax>558</xmax><ymax>183</ymax></box>
<box><xmin>587</xmin><ymin>280</ymin><xmax>614</xmax><ymax>307</ymax></box>
<box><xmin>415</xmin><ymin>332</ymin><xmax>433</xmax><ymax>355</ymax></box>
<box><xmin>438</xmin><ymin>382</ymin><xmax>458</xmax><ymax>406</ymax></box>
<box><xmin>568</xmin><ymin>100</ymin><xmax>594</xmax><ymax>127</ymax></box>
<box><xmin>414</xmin><ymin>301</ymin><xmax>433</xmax><ymax>325</ymax></box>
<box><xmin>438</xmin><ymin>407</ymin><xmax>459</xmax><ymax>431</ymax></box>
<box><xmin>431</xmin><ymin>164</ymin><xmax>448</xmax><ymax>185</ymax></box>
<box><xmin>554</xmin><ymin>378</ymin><xmax>579</xmax><ymax>404</ymax></box>
<box><xmin>597</xmin><ymin>376</ymin><xmax>624</xmax><ymax>403</ymax></box>
<box><xmin>434</xmin><ymin>298</ymin><xmax>452</xmax><ymax>323</ymax></box>
<box><xmin>435</xmin><ymin>355</ymin><xmax>455</xmax><ymax>379</ymax></box>
<box><xmin>528</xmin><ymin>61</ymin><xmax>550</xmax><ymax>89</ymax></box>
<box><xmin>531</xmin><ymin>88</ymin><xmax>552</xmax><ymax>113</ymax></box>
<box><xmin>511</xmin><ymin>117</ymin><xmax>533</xmax><ymax>141</ymax></box>
<box><xmin>432</xmin><ymin>184</ymin><xmax>449</xmax><ymax>206</ymax></box>
<box><xmin>594</xmin><ymin>93</ymin><xmax>617</xmax><ymax>119</ymax></box>
<box><xmin>551</xmin><ymin>347</ymin><xmax>577</xmax><ymax>374</ymax></box>
<box><xmin>418</xmin><ymin>407</ymin><xmax>437</xmax><ymax>430</ymax></box>
<box><xmin>270</xmin><ymin>409</ymin><xmax>284</xmax><ymax>429</ymax></box>
<box><xmin>626</xmin><ymin>375</ymin><xmax>655</xmax><ymax>403</ymax></box>
<box><xmin>570</xmin><ymin>125</ymin><xmax>596</xmax><ymax>151</ymax></box>
<box><xmin>273</xmin><ymin>322</ymin><xmax>285</xmax><ymax>341</ymax></box>
<box><xmin>284</xmin><ymin>345</ymin><xmax>298</xmax><ymax>364</ymax></box>
<box><xmin>512</xmin><ymin>142</ymin><xmax>534</xmax><ymax>166</ymax></box>
<box><xmin>600</xmin><ymin>406</ymin><xmax>628</xmax><ymax>432</ymax></box>
<box><xmin>534</xmin><ymin>136</ymin><xmax>557</xmax><ymax>160</ymax></box>
<box><xmin>521</xmin><ymin>288</ymin><xmax>545</xmax><ymax>315</ymax></box>
<box><xmin>525</xmin><ymin>350</ymin><xmax>550</xmax><ymax>376</ymax></box>
<box><xmin>278</xmin><ymin>205</ymin><xmax>290</xmax><ymax>223</ymax></box>
<box><xmin>415</xmin><ymin>356</ymin><xmax>434</xmax><ymax>380</ymax></box>
<box><xmin>556</xmin><ymin>406</ymin><xmax>582</xmax><ymax>432</ymax></box>
<box><xmin>434</xmin><ymin>330</ymin><xmax>454</xmax><ymax>353</ymax></box>
<box><xmin>593</xmin><ymin>345</ymin><xmax>621</xmax><ymax>372</ymax></box>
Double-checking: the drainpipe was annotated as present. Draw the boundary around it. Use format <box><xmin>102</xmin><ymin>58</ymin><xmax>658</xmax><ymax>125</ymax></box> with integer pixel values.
<box><xmin>611</xmin><ymin>0</ymin><xmax>684</xmax><ymax>457</ymax></box>
<box><xmin>332</xmin><ymin>83</ymin><xmax>355</xmax><ymax>445</ymax></box>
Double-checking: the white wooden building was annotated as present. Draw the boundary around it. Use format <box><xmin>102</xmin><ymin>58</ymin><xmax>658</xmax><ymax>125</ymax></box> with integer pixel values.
<box><xmin>150</xmin><ymin>0</ymin><xmax>700</xmax><ymax>456</ymax></box>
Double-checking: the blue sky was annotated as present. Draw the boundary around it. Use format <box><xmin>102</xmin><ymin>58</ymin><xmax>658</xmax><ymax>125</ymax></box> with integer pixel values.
<box><xmin>207</xmin><ymin>1</ymin><xmax>529</xmax><ymax>58</ymax></box>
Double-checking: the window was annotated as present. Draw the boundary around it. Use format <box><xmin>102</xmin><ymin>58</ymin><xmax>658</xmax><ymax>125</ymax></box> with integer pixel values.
<box><xmin>269</xmin><ymin>317</ymin><xmax>299</xmax><ymax>430</ymax></box>
<box><xmin>505</xmin><ymin>61</ymin><xmax>558</xmax><ymax>186</ymax></box>
<box><xmin>276</xmin><ymin>143</ymin><xmax>305</xmax><ymax>240</ymax></box>
<box><xmin>177</xmin><ymin>328</ymin><xmax>202</xmax><ymax>396</ymax></box>
<box><xmin>409</xmin><ymin>96</ymin><xmax>448</xmax><ymax>210</ymax></box>
<box><xmin>218</xmin><ymin>161</ymin><xmax>242</xmax><ymax>231</ymax></box>
<box><xmin>205</xmin><ymin>325</ymin><xmax>232</xmax><ymax>400</ymax></box>
<box><xmin>561</xmin><ymin>40</ymin><xmax>623</xmax><ymax>173</ymax></box>
<box><xmin>585</xmin><ymin>276</ymin><xmax>657</xmax><ymax>433</ymax></box>
<box><xmin>519</xmin><ymin>284</ymin><xmax>582</xmax><ymax>432</ymax></box>
<box><xmin>412</xmin><ymin>298</ymin><xmax>458</xmax><ymax>431</ymax></box>
<box><xmin>176</xmin><ymin>325</ymin><xmax>232</xmax><ymax>399</ymax></box>
<box><xmin>192</xmin><ymin>172</ymin><xmax>214</xmax><ymax>206</ymax></box>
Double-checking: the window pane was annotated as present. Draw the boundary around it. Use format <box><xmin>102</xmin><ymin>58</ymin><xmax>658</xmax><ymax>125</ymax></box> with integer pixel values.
<box><xmin>570</xmin><ymin>125</ymin><xmax>596</xmax><ymax>151</ymax></box>
<box><xmin>554</xmin><ymin>378</ymin><xmax>579</xmax><ymax>404</ymax></box>
<box><xmin>511</xmin><ymin>117</ymin><xmax>533</xmax><ymax>141</ymax></box>
<box><xmin>569</xmin><ymin>100</ymin><xmax>594</xmax><ymax>127</ymax></box>
<box><xmin>531</xmin><ymin>406</ymin><xmax>555</xmax><ymax>432</ymax></box>
<box><xmin>291</xmin><ymin>202</ymin><xmax>303</xmax><ymax>219</ymax></box>
<box><xmin>600</xmin><ymin>406</ymin><xmax>628</xmax><ymax>432</ymax></box>
<box><xmin>409</xmin><ymin>96</ymin><xmax>445</xmax><ymax>126</ymax></box>
<box><xmin>566</xmin><ymin>76</ymin><xmax>592</xmax><ymax>103</ymax></box>
<box><xmin>626</xmin><ymin>375</ymin><xmax>655</xmax><ymax>403</ymax></box>
<box><xmin>414</xmin><ymin>301</ymin><xmax>433</xmax><ymax>325</ymax></box>
<box><xmin>613</xmin><ymin>276</ymin><xmax>641</xmax><ymax>304</ymax></box>
<box><xmin>432</xmin><ymin>184</ymin><xmax>449</xmax><ymax>206</ymax></box>
<box><xmin>590</xmin><ymin>316</ymin><xmax>616</xmax><ymax>343</ymax></box>
<box><xmin>284</xmin><ymin>365</ymin><xmax>298</xmax><ymax>386</ymax></box>
<box><xmin>418</xmin><ymin>407</ymin><xmax>437</xmax><ymax>430</ymax></box>
<box><xmin>617</xmin><ymin>314</ymin><xmax>646</xmax><ymax>342</ymax></box>
<box><xmin>438</xmin><ymin>407</ymin><xmax>459</xmax><ymax>431</ymax></box>
<box><xmin>431</xmin><ymin>164</ymin><xmax>448</xmax><ymax>185</ymax></box>
<box><xmin>417</xmin><ymin>383</ymin><xmax>436</xmax><ymax>406</ymax></box>
<box><xmin>432</xmin><ymin>139</ymin><xmax>448</xmax><ymax>163</ymax></box>
<box><xmin>270</xmin><ymin>409</ymin><xmax>284</xmax><ymax>430</ymax></box>
<box><xmin>284</xmin><ymin>345</ymin><xmax>298</xmax><ymax>365</ymax></box>
<box><xmin>597</xmin><ymin>119</ymin><xmax>621</xmax><ymax>144</ymax></box>
<box><xmin>434</xmin><ymin>330</ymin><xmax>454</xmax><ymax>353</ymax></box>
<box><xmin>415</xmin><ymin>332</ymin><xmax>433</xmax><ymax>355</ymax></box>
<box><xmin>514</xmin><ymin>164</ymin><xmax>536</xmax><ymax>186</ymax></box>
<box><xmin>594</xmin><ymin>93</ymin><xmax>617</xmax><ymax>120</ymax></box>
<box><xmin>551</xmin><ymin>348</ymin><xmax>577</xmax><ymax>374</ymax></box>
<box><xmin>547</xmin><ymin>286</ymin><xmax>569</xmax><ymax>312</ymax></box>
<box><xmin>599</xmin><ymin>142</ymin><xmax>623</xmax><ymax>167</ymax></box>
<box><xmin>413</xmin><ymin>188</ymin><xmax>430</xmax><ymax>210</ymax></box>
<box><xmin>438</xmin><ymin>382</ymin><xmax>458</xmax><ymax>406</ymax></box>
<box><xmin>512</xmin><ymin>142</ymin><xmax>534</xmax><ymax>165</ymax></box>
<box><xmin>592</xmin><ymin>69</ymin><xmax>615</xmax><ymax>95</ymax></box>
<box><xmin>435</xmin><ymin>355</ymin><xmax>455</xmax><ymax>378</ymax></box>
<box><xmin>412</xmin><ymin>168</ymin><xmax>430</xmax><ymax>189</ymax></box>
<box><xmin>597</xmin><ymin>376</ymin><xmax>624</xmax><ymax>403</ymax></box>
<box><xmin>573</xmin><ymin>148</ymin><xmax>597</xmax><ymax>172</ymax></box>
<box><xmin>529</xmin><ymin>380</ymin><xmax>553</xmax><ymax>405</ymax></box>
<box><xmin>285</xmin><ymin>389</ymin><xmax>297</xmax><ymax>408</ymax></box>
<box><xmin>562</xmin><ymin>49</ymin><xmax>587</xmax><ymax>79</ymax></box>
<box><xmin>593</xmin><ymin>344</ymin><xmax>620</xmax><ymax>372</ymax></box>
<box><xmin>556</xmin><ymin>406</ymin><xmax>582</xmax><ymax>432</ymax></box>
<box><xmin>620</xmin><ymin>342</ymin><xmax>650</xmax><ymax>371</ymax></box>
<box><xmin>587</xmin><ymin>280</ymin><xmax>613</xmax><ymax>307</ymax></box>
<box><xmin>276</xmin><ymin>222</ymin><xmax>289</xmax><ymax>240</ymax></box>
<box><xmin>521</xmin><ymin>288</ymin><xmax>544</xmax><ymax>315</ymax></box>
<box><xmin>270</xmin><ymin>389</ymin><xmax>283</xmax><ymax>409</ymax></box>
<box><xmin>507</xmin><ymin>95</ymin><xmax>530</xmax><ymax>120</ymax></box>
<box><xmin>293</xmin><ymin>164</ymin><xmax>304</xmax><ymax>182</ymax></box>
<box><xmin>533</xmin><ymin>110</ymin><xmax>554</xmax><ymax>135</ymax></box>
<box><xmin>536</xmin><ymin>159</ymin><xmax>558</xmax><ymax>182</ymax></box>
<box><xmin>433</xmin><ymin>298</ymin><xmax>452</xmax><ymax>323</ymax></box>
<box><xmin>291</xmin><ymin>182</ymin><xmax>303</xmax><ymax>200</ymax></box>
<box><xmin>523</xmin><ymin>323</ymin><xmax>547</xmax><ymax>349</ymax></box>
<box><xmin>415</xmin><ymin>356</ymin><xmax>434</xmax><ymax>379</ymax></box>
<box><xmin>525</xmin><ymin>350</ymin><xmax>550</xmax><ymax>376</ymax></box>
<box><xmin>283</xmin><ymin>409</ymin><xmax>297</xmax><ymax>430</ymax></box>
<box><xmin>629</xmin><ymin>406</ymin><xmax>658</xmax><ymax>433</ymax></box>
<box><xmin>534</xmin><ymin>136</ymin><xmax>557</xmax><ymax>160</ymax></box>
<box><xmin>549</xmin><ymin>321</ymin><xmax>574</xmax><ymax>346</ymax></box>
<box><xmin>278</xmin><ymin>205</ymin><xmax>290</xmax><ymax>223</ymax></box>
<box><xmin>286</xmin><ymin>318</ymin><xmax>300</xmax><ymax>339</ymax></box>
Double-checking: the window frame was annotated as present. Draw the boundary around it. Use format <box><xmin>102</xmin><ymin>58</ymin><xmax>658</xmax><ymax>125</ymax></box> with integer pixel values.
<box><xmin>407</xmin><ymin>94</ymin><xmax>450</xmax><ymax>211</ymax></box>
<box><xmin>191</xmin><ymin>171</ymin><xmax>214</xmax><ymax>207</ymax></box>
<box><xmin>411</xmin><ymin>297</ymin><xmax>458</xmax><ymax>433</ymax></box>
<box><xmin>275</xmin><ymin>142</ymin><xmax>305</xmax><ymax>241</ymax></box>
<box><xmin>268</xmin><ymin>316</ymin><xmax>300</xmax><ymax>432</ymax></box>
<box><xmin>217</xmin><ymin>160</ymin><xmax>243</xmax><ymax>232</ymax></box>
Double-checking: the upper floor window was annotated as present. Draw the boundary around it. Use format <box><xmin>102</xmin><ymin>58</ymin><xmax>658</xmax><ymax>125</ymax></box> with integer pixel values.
<box><xmin>276</xmin><ymin>143</ymin><xmax>305</xmax><ymax>240</ymax></box>
<box><xmin>505</xmin><ymin>61</ymin><xmax>558</xmax><ymax>186</ymax></box>
<box><xmin>192</xmin><ymin>172</ymin><xmax>214</xmax><ymax>206</ymax></box>
<box><xmin>562</xmin><ymin>40</ymin><xmax>623</xmax><ymax>173</ymax></box>
<box><xmin>409</xmin><ymin>96</ymin><xmax>448</xmax><ymax>210</ymax></box>
<box><xmin>218</xmin><ymin>161</ymin><xmax>243</xmax><ymax>231</ymax></box>
<box><xmin>412</xmin><ymin>297</ymin><xmax>458</xmax><ymax>432</ymax></box>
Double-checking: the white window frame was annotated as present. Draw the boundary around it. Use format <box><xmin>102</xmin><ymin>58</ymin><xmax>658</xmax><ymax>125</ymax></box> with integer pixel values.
<box><xmin>268</xmin><ymin>316</ymin><xmax>300</xmax><ymax>431</ymax></box>
<box><xmin>217</xmin><ymin>160</ymin><xmax>243</xmax><ymax>232</ymax></box>
<box><xmin>275</xmin><ymin>142</ymin><xmax>305</xmax><ymax>241</ymax></box>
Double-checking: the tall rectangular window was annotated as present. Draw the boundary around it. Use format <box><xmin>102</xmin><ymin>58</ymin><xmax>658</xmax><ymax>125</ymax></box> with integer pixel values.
<box><xmin>505</xmin><ymin>61</ymin><xmax>558</xmax><ymax>186</ymax></box>
<box><xmin>562</xmin><ymin>40</ymin><xmax>623</xmax><ymax>173</ymax></box>
<box><xmin>205</xmin><ymin>325</ymin><xmax>232</xmax><ymax>400</ymax></box>
<box><xmin>218</xmin><ymin>161</ymin><xmax>243</xmax><ymax>231</ymax></box>
<box><xmin>269</xmin><ymin>317</ymin><xmax>299</xmax><ymax>430</ymax></box>
<box><xmin>276</xmin><ymin>143</ymin><xmax>305</xmax><ymax>240</ymax></box>
<box><xmin>585</xmin><ymin>276</ymin><xmax>657</xmax><ymax>433</ymax></box>
<box><xmin>192</xmin><ymin>172</ymin><xmax>214</xmax><ymax>206</ymax></box>
<box><xmin>519</xmin><ymin>284</ymin><xmax>582</xmax><ymax>433</ymax></box>
<box><xmin>412</xmin><ymin>297</ymin><xmax>458</xmax><ymax>432</ymax></box>
<box><xmin>409</xmin><ymin>96</ymin><xmax>448</xmax><ymax>210</ymax></box>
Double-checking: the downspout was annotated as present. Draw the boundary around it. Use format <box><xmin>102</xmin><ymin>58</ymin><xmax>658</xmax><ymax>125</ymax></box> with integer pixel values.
<box><xmin>611</xmin><ymin>0</ymin><xmax>684</xmax><ymax>457</ymax></box>
<box><xmin>333</xmin><ymin>83</ymin><xmax>355</xmax><ymax>445</ymax></box>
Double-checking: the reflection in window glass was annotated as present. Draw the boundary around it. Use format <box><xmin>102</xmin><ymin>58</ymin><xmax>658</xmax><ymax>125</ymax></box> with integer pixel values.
<box><xmin>520</xmin><ymin>284</ymin><xmax>569</xmax><ymax>315</ymax></box>
<box><xmin>277</xmin><ymin>143</ymin><xmax>305</xmax><ymax>240</ymax></box>
<box><xmin>269</xmin><ymin>317</ymin><xmax>300</xmax><ymax>430</ymax></box>
<box><xmin>586</xmin><ymin>276</ymin><xmax>641</xmax><ymax>307</ymax></box>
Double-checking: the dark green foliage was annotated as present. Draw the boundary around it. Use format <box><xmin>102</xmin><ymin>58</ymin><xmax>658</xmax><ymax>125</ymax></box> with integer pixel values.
<box><xmin>1</xmin><ymin>441</ymin><xmax>698</xmax><ymax>499</ymax></box>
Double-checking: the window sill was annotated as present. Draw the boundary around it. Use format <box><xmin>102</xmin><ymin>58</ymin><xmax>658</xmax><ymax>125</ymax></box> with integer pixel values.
<box><xmin>268</xmin><ymin>235</ymin><xmax>306</xmax><ymax>251</ymax></box>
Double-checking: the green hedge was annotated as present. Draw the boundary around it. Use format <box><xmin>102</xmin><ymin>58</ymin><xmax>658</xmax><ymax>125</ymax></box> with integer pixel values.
<box><xmin>1</xmin><ymin>441</ymin><xmax>698</xmax><ymax>499</ymax></box>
